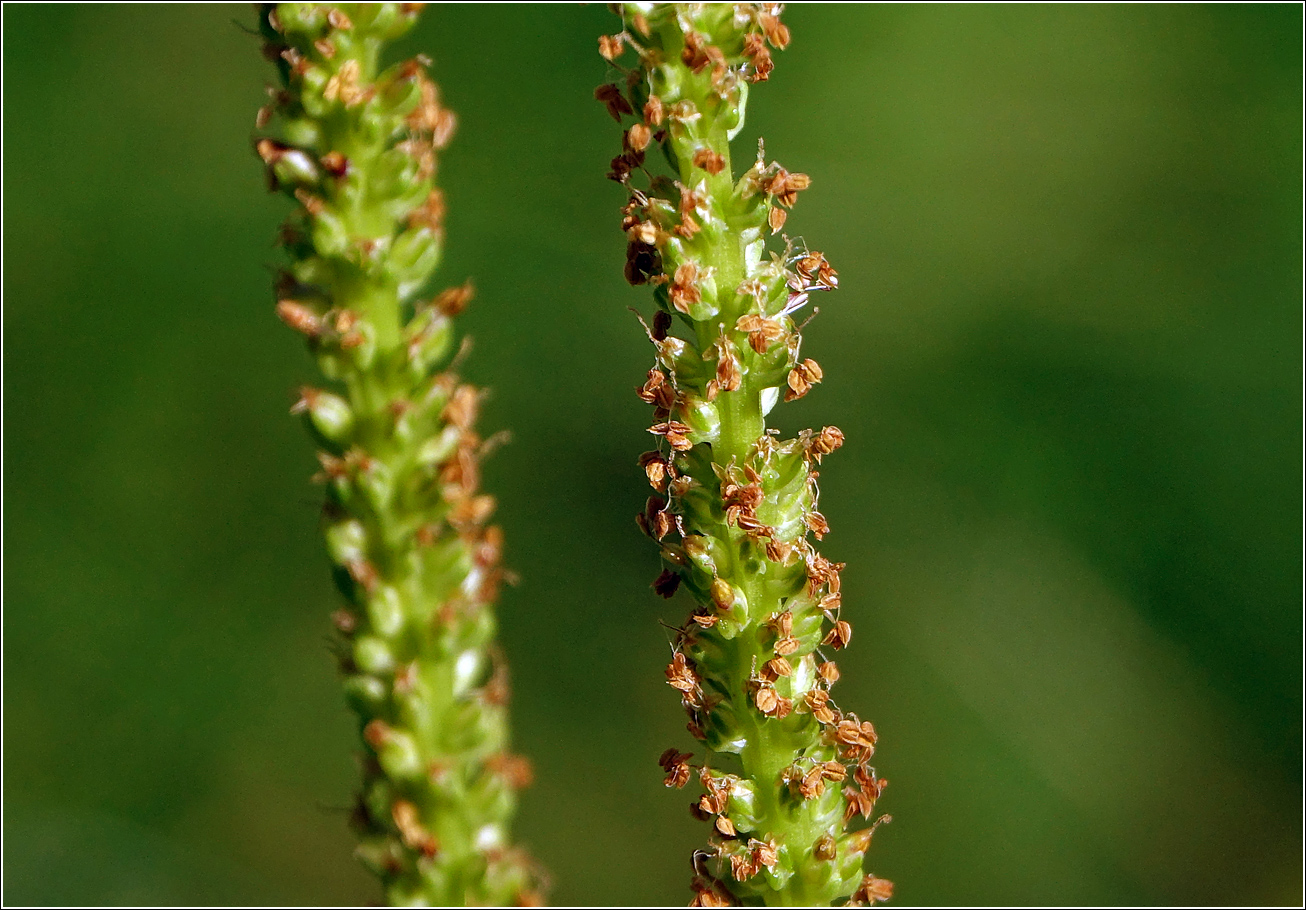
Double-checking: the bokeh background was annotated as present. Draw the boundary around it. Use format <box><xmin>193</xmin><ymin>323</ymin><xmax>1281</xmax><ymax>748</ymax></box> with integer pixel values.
<box><xmin>4</xmin><ymin>3</ymin><xmax>1301</xmax><ymax>906</ymax></box>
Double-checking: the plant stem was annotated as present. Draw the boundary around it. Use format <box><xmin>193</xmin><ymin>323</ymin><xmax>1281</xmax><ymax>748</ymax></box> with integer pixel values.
<box><xmin>599</xmin><ymin>4</ymin><xmax>893</xmax><ymax>905</ymax></box>
<box><xmin>254</xmin><ymin>4</ymin><xmax>543</xmax><ymax>904</ymax></box>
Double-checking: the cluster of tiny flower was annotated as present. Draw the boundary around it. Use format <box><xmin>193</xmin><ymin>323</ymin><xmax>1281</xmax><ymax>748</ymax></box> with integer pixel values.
<box><xmin>255</xmin><ymin>4</ymin><xmax>543</xmax><ymax>904</ymax></box>
<box><xmin>599</xmin><ymin>3</ymin><xmax>892</xmax><ymax>905</ymax></box>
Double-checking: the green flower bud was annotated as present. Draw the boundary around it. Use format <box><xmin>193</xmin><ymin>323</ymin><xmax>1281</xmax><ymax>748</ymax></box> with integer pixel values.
<box><xmin>296</xmin><ymin>388</ymin><xmax>354</xmax><ymax>449</ymax></box>
<box><xmin>343</xmin><ymin>673</ymin><xmax>388</xmax><ymax>713</ymax></box>
<box><xmin>325</xmin><ymin>519</ymin><xmax>367</xmax><ymax>566</ymax></box>
<box><xmin>353</xmin><ymin>635</ymin><xmax>394</xmax><ymax>675</ymax></box>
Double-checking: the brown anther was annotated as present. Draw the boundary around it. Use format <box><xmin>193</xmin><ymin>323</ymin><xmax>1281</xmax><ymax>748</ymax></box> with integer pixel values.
<box><xmin>647</xmin><ymin>564</ymin><xmax>679</xmax><ymax>600</ymax></box>
<box><xmin>823</xmin><ymin>760</ymin><xmax>848</xmax><ymax>782</ymax></box>
<box><xmin>255</xmin><ymin>137</ymin><xmax>287</xmax><ymax>166</ymax></box>
<box><xmin>690</xmin><ymin>878</ymin><xmax>734</xmax><ymax>907</ymax></box>
<box><xmin>797</xmin><ymin>251</ymin><xmax>838</xmax><ymax>288</ymax></box>
<box><xmin>392</xmin><ymin>661</ymin><xmax>418</xmax><ymax>695</ymax></box>
<box><xmin>657</xmin><ymin>747</ymin><xmax>691</xmax><ymax>771</ymax></box>
<box><xmin>768</xmin><ymin>206</ymin><xmax>787</xmax><ymax>234</ymax></box>
<box><xmin>681</xmin><ymin>31</ymin><xmax>713</xmax><ymax>74</ymax></box>
<box><xmin>835</xmin><ymin>719</ymin><xmax>866</xmax><ymax>748</ymax></box>
<box><xmin>347</xmin><ymin>559</ymin><xmax>379</xmax><ymax>592</ymax></box>
<box><xmin>715</xmin><ymin>815</ymin><xmax>737</xmax><ymax>837</ymax></box>
<box><xmin>666</xmin><ymin>652</ymin><xmax>700</xmax><ymax>703</ymax></box>
<box><xmin>594</xmin><ymin>83</ymin><xmax>633</xmax><ymax>121</ymax></box>
<box><xmin>485</xmin><ymin>752</ymin><xmax>535</xmax><ymax>788</ymax></box>
<box><xmin>767</xmin><ymin>169</ymin><xmax>812</xmax><ymax>207</ymax></box>
<box><xmin>743</xmin><ymin>35</ymin><xmax>774</xmax><ymax>83</ymax></box>
<box><xmin>805</xmin><ymin>510</ymin><xmax>831</xmax><ymax>539</ymax></box>
<box><xmin>765</xmin><ymin>657</ymin><xmax>793</xmax><ymax>678</ymax></box>
<box><xmin>326</xmin><ymin>7</ymin><xmax>353</xmax><ymax>30</ymax></box>
<box><xmin>598</xmin><ymin>33</ymin><xmax>624</xmax><ymax>61</ymax></box>
<box><xmin>475</xmin><ymin>525</ymin><xmax>504</xmax><ymax>567</ymax></box>
<box><xmin>690</xmin><ymin>612</ymin><xmax>719</xmax><ymax>628</ymax></box>
<box><xmin>636</xmin><ymin>368</ymin><xmax>667</xmax><ymax>404</ymax></box>
<box><xmin>449</xmin><ymin>493</ymin><xmax>496</xmax><ymax>530</ymax></box>
<box><xmin>764</xmin><ymin>537</ymin><xmax>794</xmax><ymax>564</ymax></box>
<box><xmin>408</xmin><ymin>188</ymin><xmax>446</xmax><ymax>233</ymax></box>
<box><xmin>432</xmin><ymin>280</ymin><xmax>475</xmax><ymax>317</ymax></box>
<box><xmin>774</xmin><ymin>637</ymin><xmax>800</xmax><ymax>657</ymax></box>
<box><xmin>796</xmin><ymin>249</ymin><xmax>827</xmax><ymax>278</ymax></box>
<box><xmin>659</xmin><ymin>748</ymin><xmax>694</xmax><ymax>788</ymax></box>
<box><xmin>698</xmin><ymin>772</ymin><xmax>729</xmax><ymax>814</ymax></box>
<box><xmin>814</xmin><ymin>834</ymin><xmax>837</xmax><ymax>861</ymax></box>
<box><xmin>668</xmin><ymin>263</ymin><xmax>702</xmax><ymax>314</ymax></box>
<box><xmin>806</xmin><ymin>425</ymin><xmax>845</xmax><ymax>460</ymax></box>
<box><xmin>331</xmin><ymin>608</ymin><xmax>357</xmax><ymax>634</ymax></box>
<box><xmin>624</xmin><ymin>238</ymin><xmax>661</xmax><ymax>282</ymax></box>
<box><xmin>293</xmin><ymin>188</ymin><xmax>325</xmax><ymax>216</ymax></box>
<box><xmin>363</xmin><ymin>719</ymin><xmax>390</xmax><ymax>749</ymax></box>
<box><xmin>279</xmin><ymin>46</ymin><xmax>308</xmax><ymax>77</ymax></box>
<box><xmin>646</xmin><ymin>496</ymin><xmax>673</xmax><ymax>539</ymax></box>
<box><xmin>693</xmin><ymin>148</ymin><xmax>726</xmax><ymax>175</ymax></box>
<box><xmin>649</xmin><ymin>420</ymin><xmax>694</xmax><ymax>451</ymax></box>
<box><xmin>639</xmin><ymin>450</ymin><xmax>670</xmax><ymax>491</ymax></box>
<box><xmin>482</xmin><ymin>660</ymin><xmax>511</xmax><ymax>706</ymax></box>
<box><xmin>843</xmin><ymin>786</ymin><xmax>874</xmax><ymax>824</ymax></box>
<box><xmin>818</xmin><ymin>595</ymin><xmax>843</xmax><ymax>623</ymax></box>
<box><xmin>643</xmin><ymin>95</ymin><xmax>665</xmax><ymax>126</ymax></box>
<box><xmin>667</xmin><ymin>99</ymin><xmax>700</xmax><ymax>122</ymax></box>
<box><xmin>626</xmin><ymin>122</ymin><xmax>652</xmax><ymax>153</ymax></box>
<box><xmin>823</xmin><ymin>619</ymin><xmax>852</xmax><ymax>649</ymax></box>
<box><xmin>675</xmin><ymin>214</ymin><xmax>701</xmax><ymax>240</ymax></box>
<box><xmin>785</xmin><ymin>358</ymin><xmax>823</xmax><ymax>402</ymax></box>
<box><xmin>652</xmin><ymin>310</ymin><xmax>672</xmax><ymax>340</ymax></box>
<box><xmin>768</xmin><ymin>610</ymin><xmax>794</xmax><ymax>637</ymax></box>
<box><xmin>806</xmin><ymin>690</ymin><xmax>837</xmax><ymax>725</ymax></box>
<box><xmin>323</xmin><ymin>58</ymin><xmax>363</xmax><ymax>105</ymax></box>
<box><xmin>852</xmin><ymin>875</ymin><xmax>895</xmax><ymax>905</ymax></box>
<box><xmin>753</xmin><ymin>681</ymin><xmax>779</xmax><ymax>716</ymax></box>
<box><xmin>392</xmin><ymin>799</ymin><xmax>439</xmax><ymax>857</ymax></box>
<box><xmin>443</xmin><ymin>384</ymin><xmax>480</xmax><ymax>431</ymax></box>
<box><xmin>627</xmin><ymin>220</ymin><xmax>658</xmax><ymax>245</ymax></box>
<box><xmin>819</xmin><ymin>660</ymin><xmax>841</xmax><ymax>685</ymax></box>
<box><xmin>275</xmin><ymin>299</ymin><xmax>322</xmax><ymax>337</ymax></box>
<box><xmin>314</xmin><ymin>38</ymin><xmax>336</xmax><ymax>58</ymax></box>
<box><xmin>319</xmin><ymin>150</ymin><xmax>348</xmax><ymax>177</ymax></box>
<box><xmin>760</xmin><ymin>13</ymin><xmax>791</xmax><ymax>49</ymax></box>
<box><xmin>609</xmin><ymin>154</ymin><xmax>634</xmax><ymax>186</ymax></box>
<box><xmin>735</xmin><ymin>314</ymin><xmax>786</xmax><ymax>354</ymax></box>
<box><xmin>715</xmin><ymin>344</ymin><xmax>742</xmax><ymax>393</ymax></box>
<box><xmin>799</xmin><ymin>765</ymin><xmax>826</xmax><ymax>799</ymax></box>
<box><xmin>750</xmin><ymin>839</ymin><xmax>779</xmax><ymax>870</ymax></box>
<box><xmin>729</xmin><ymin>852</ymin><xmax>757</xmax><ymax>882</ymax></box>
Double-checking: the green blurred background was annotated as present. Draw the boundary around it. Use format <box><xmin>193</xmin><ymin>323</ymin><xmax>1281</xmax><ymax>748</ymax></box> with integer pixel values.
<box><xmin>4</xmin><ymin>3</ymin><xmax>1301</xmax><ymax>905</ymax></box>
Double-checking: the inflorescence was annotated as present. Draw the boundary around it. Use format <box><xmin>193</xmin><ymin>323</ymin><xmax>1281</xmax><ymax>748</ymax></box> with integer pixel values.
<box><xmin>598</xmin><ymin>4</ymin><xmax>893</xmax><ymax>905</ymax></box>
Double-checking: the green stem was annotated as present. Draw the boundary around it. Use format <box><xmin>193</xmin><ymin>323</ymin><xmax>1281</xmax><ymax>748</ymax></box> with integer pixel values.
<box><xmin>255</xmin><ymin>4</ymin><xmax>543</xmax><ymax>904</ymax></box>
<box><xmin>600</xmin><ymin>4</ymin><xmax>893</xmax><ymax>906</ymax></box>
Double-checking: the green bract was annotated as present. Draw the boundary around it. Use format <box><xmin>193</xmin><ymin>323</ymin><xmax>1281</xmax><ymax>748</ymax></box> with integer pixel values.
<box><xmin>255</xmin><ymin>4</ymin><xmax>542</xmax><ymax>904</ymax></box>
<box><xmin>600</xmin><ymin>4</ymin><xmax>893</xmax><ymax>906</ymax></box>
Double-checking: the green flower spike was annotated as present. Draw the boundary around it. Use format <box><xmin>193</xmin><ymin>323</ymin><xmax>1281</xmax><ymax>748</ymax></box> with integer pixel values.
<box><xmin>254</xmin><ymin>4</ymin><xmax>544</xmax><ymax>904</ymax></box>
<box><xmin>598</xmin><ymin>4</ymin><xmax>893</xmax><ymax>906</ymax></box>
